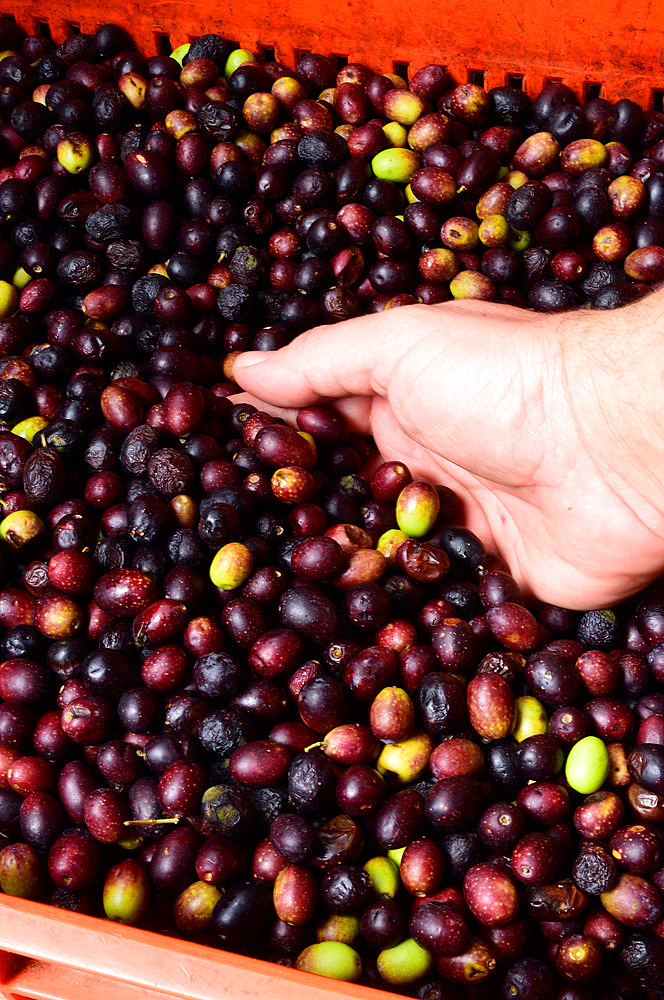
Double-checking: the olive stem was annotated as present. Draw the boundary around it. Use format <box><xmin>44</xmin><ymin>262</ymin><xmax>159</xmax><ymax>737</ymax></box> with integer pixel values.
<box><xmin>123</xmin><ymin>815</ymin><xmax>182</xmax><ymax>826</ymax></box>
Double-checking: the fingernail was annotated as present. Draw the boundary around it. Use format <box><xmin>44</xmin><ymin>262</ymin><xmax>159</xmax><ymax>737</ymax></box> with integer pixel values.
<box><xmin>233</xmin><ymin>352</ymin><xmax>268</xmax><ymax>370</ymax></box>
<box><xmin>225</xmin><ymin>351</ymin><xmax>264</xmax><ymax>383</ymax></box>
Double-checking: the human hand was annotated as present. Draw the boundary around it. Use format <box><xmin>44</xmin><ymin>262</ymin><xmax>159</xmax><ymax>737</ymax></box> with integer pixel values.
<box><xmin>233</xmin><ymin>298</ymin><xmax>664</xmax><ymax>610</ymax></box>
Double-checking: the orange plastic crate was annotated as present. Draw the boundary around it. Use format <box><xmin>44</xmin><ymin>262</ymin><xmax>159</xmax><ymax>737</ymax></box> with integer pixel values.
<box><xmin>3</xmin><ymin>0</ymin><xmax>664</xmax><ymax>104</ymax></box>
<box><xmin>0</xmin><ymin>895</ymin><xmax>400</xmax><ymax>1000</ymax></box>
<box><xmin>1</xmin><ymin>0</ymin><xmax>664</xmax><ymax>997</ymax></box>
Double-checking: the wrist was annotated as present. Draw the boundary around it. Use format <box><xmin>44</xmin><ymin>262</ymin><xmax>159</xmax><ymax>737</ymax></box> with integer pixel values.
<box><xmin>560</xmin><ymin>296</ymin><xmax>664</xmax><ymax>534</ymax></box>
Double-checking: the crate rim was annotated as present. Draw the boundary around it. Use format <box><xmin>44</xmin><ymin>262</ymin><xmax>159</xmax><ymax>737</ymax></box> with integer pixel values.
<box><xmin>0</xmin><ymin>894</ymin><xmax>401</xmax><ymax>1000</ymax></box>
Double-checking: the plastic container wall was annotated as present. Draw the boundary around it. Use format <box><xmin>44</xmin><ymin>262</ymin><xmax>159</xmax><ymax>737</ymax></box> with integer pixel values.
<box><xmin>2</xmin><ymin>0</ymin><xmax>664</xmax><ymax>104</ymax></box>
<box><xmin>0</xmin><ymin>895</ymin><xmax>399</xmax><ymax>1000</ymax></box>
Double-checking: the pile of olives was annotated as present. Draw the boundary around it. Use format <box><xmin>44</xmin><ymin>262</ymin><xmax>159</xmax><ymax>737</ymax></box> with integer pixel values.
<box><xmin>0</xmin><ymin>17</ymin><xmax>663</xmax><ymax>1000</ymax></box>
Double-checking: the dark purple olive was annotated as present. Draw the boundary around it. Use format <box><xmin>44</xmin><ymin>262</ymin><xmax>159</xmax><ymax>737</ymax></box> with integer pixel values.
<box><xmin>343</xmin><ymin>646</ymin><xmax>397</xmax><ymax>701</ymax></box>
<box><xmin>500</xmin><ymin>957</ymin><xmax>557</xmax><ymax>1000</ymax></box>
<box><xmin>505</xmin><ymin>181</ymin><xmax>552</xmax><ymax>229</ymax></box>
<box><xmin>321</xmin><ymin>864</ymin><xmax>372</xmax><ymax>914</ymax></box>
<box><xmin>212</xmin><ymin>881</ymin><xmax>272</xmax><ymax>950</ymax></box>
<box><xmin>19</xmin><ymin>791</ymin><xmax>65</xmax><ymax>849</ymax></box>
<box><xmin>147</xmin><ymin>826</ymin><xmax>200</xmax><ymax>895</ymax></box>
<box><xmin>375</xmin><ymin>789</ymin><xmax>425</xmax><ymax>849</ymax></box>
<box><xmin>418</xmin><ymin>671</ymin><xmax>465</xmax><ymax>735</ymax></box>
<box><xmin>335</xmin><ymin>764</ymin><xmax>386</xmax><ymax>816</ymax></box>
<box><xmin>278</xmin><ymin>584</ymin><xmax>340</xmax><ymax>643</ymax></box>
<box><xmin>627</xmin><ymin>744</ymin><xmax>664</xmax><ymax>794</ymax></box>
<box><xmin>425</xmin><ymin>777</ymin><xmax>484</xmax><ymax>831</ymax></box>
<box><xmin>360</xmin><ymin>898</ymin><xmax>406</xmax><ymax>949</ymax></box>
<box><xmin>288</xmin><ymin>750</ymin><xmax>336</xmax><ymax>814</ymax></box>
<box><xmin>525</xmin><ymin>649</ymin><xmax>581</xmax><ymax>706</ymax></box>
<box><xmin>478</xmin><ymin>801</ymin><xmax>525</xmax><ymax>850</ymax></box>
<box><xmin>457</xmin><ymin>148</ymin><xmax>500</xmax><ymax>193</ymax></box>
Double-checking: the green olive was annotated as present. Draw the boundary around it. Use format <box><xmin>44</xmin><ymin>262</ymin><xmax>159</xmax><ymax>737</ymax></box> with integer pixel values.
<box><xmin>509</xmin><ymin>228</ymin><xmax>532</xmax><ymax>251</ymax></box>
<box><xmin>383</xmin><ymin>122</ymin><xmax>408</xmax><ymax>147</ymax></box>
<box><xmin>296</xmin><ymin>941</ymin><xmax>362</xmax><ymax>981</ymax></box>
<box><xmin>383</xmin><ymin>90</ymin><xmax>426</xmax><ymax>127</ymax></box>
<box><xmin>387</xmin><ymin>846</ymin><xmax>407</xmax><ymax>867</ymax></box>
<box><xmin>0</xmin><ymin>279</ymin><xmax>17</xmax><ymax>318</ymax></box>
<box><xmin>449</xmin><ymin>271</ymin><xmax>496</xmax><ymax>301</ymax></box>
<box><xmin>513</xmin><ymin>695</ymin><xmax>547</xmax><ymax>742</ymax></box>
<box><xmin>479</xmin><ymin>214</ymin><xmax>510</xmax><ymax>247</ymax></box>
<box><xmin>565</xmin><ymin>735</ymin><xmax>610</xmax><ymax>794</ymax></box>
<box><xmin>11</xmin><ymin>415</ymin><xmax>49</xmax><ymax>443</ymax></box>
<box><xmin>11</xmin><ymin>266</ymin><xmax>31</xmax><ymax>291</ymax></box>
<box><xmin>376</xmin><ymin>730</ymin><xmax>434</xmax><ymax>783</ymax></box>
<box><xmin>372</xmin><ymin>148</ymin><xmax>420</xmax><ymax>184</ymax></box>
<box><xmin>0</xmin><ymin>842</ymin><xmax>41</xmax><ymax>898</ymax></box>
<box><xmin>174</xmin><ymin>880</ymin><xmax>222</xmax><ymax>933</ymax></box>
<box><xmin>315</xmin><ymin>914</ymin><xmax>360</xmax><ymax>944</ymax></box>
<box><xmin>225</xmin><ymin>48</ymin><xmax>255</xmax><ymax>79</ymax></box>
<box><xmin>116</xmin><ymin>828</ymin><xmax>144</xmax><ymax>851</ymax></box>
<box><xmin>170</xmin><ymin>42</ymin><xmax>190</xmax><ymax>66</ymax></box>
<box><xmin>57</xmin><ymin>134</ymin><xmax>94</xmax><ymax>174</ymax></box>
<box><xmin>209</xmin><ymin>541</ymin><xmax>254</xmax><ymax>589</ymax></box>
<box><xmin>377</xmin><ymin>528</ymin><xmax>409</xmax><ymax>561</ymax></box>
<box><xmin>363</xmin><ymin>856</ymin><xmax>400</xmax><ymax>898</ymax></box>
<box><xmin>560</xmin><ymin>138</ymin><xmax>608</xmax><ymax>176</ymax></box>
<box><xmin>102</xmin><ymin>859</ymin><xmax>150</xmax><ymax>925</ymax></box>
<box><xmin>395</xmin><ymin>481</ymin><xmax>440</xmax><ymax>537</ymax></box>
<box><xmin>377</xmin><ymin>937</ymin><xmax>433</xmax><ymax>985</ymax></box>
<box><xmin>0</xmin><ymin>509</ymin><xmax>45</xmax><ymax>548</ymax></box>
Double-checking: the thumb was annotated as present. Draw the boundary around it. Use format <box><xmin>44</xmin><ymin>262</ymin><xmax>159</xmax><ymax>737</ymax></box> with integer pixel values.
<box><xmin>232</xmin><ymin>307</ymin><xmax>427</xmax><ymax>407</ymax></box>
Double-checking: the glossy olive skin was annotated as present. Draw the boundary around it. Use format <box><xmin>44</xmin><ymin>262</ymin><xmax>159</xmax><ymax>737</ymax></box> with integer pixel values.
<box><xmin>212</xmin><ymin>881</ymin><xmax>274</xmax><ymax>950</ymax></box>
<box><xmin>375</xmin><ymin>789</ymin><xmax>425</xmax><ymax>848</ymax></box>
<box><xmin>103</xmin><ymin>860</ymin><xmax>151</xmax><ymax>925</ymax></box>
<box><xmin>273</xmin><ymin>864</ymin><xmax>318</xmax><ymax>925</ymax></box>
<box><xmin>628</xmin><ymin>743</ymin><xmax>664</xmax><ymax>793</ymax></box>
<box><xmin>425</xmin><ymin>777</ymin><xmax>485</xmax><ymax>831</ymax></box>
<box><xmin>466</xmin><ymin>672</ymin><xmax>516</xmax><ymax>739</ymax></box>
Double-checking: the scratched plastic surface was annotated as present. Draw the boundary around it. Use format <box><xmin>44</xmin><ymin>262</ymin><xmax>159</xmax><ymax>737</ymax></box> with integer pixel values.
<box><xmin>0</xmin><ymin>0</ymin><xmax>662</xmax><ymax>996</ymax></box>
<box><xmin>0</xmin><ymin>895</ymin><xmax>399</xmax><ymax>1000</ymax></box>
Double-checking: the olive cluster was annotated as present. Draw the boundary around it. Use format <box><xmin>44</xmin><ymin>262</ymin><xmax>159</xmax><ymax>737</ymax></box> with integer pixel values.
<box><xmin>1</xmin><ymin>17</ymin><xmax>664</xmax><ymax>1000</ymax></box>
<box><xmin>0</xmin><ymin>16</ymin><xmax>662</xmax><ymax>340</ymax></box>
